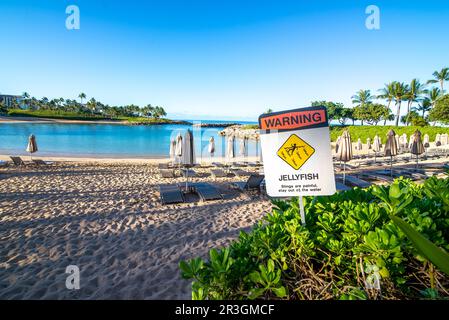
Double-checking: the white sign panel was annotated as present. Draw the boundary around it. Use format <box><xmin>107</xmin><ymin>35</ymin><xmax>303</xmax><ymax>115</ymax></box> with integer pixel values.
<box><xmin>259</xmin><ymin>106</ymin><xmax>336</xmax><ymax>197</ymax></box>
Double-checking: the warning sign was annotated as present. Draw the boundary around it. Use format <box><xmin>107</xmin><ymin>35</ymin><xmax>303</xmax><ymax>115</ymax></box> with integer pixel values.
<box><xmin>277</xmin><ymin>134</ymin><xmax>315</xmax><ymax>170</ymax></box>
<box><xmin>259</xmin><ymin>106</ymin><xmax>336</xmax><ymax>197</ymax></box>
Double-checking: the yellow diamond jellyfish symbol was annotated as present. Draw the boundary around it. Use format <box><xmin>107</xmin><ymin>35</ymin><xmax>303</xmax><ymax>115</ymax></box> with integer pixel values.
<box><xmin>277</xmin><ymin>134</ymin><xmax>315</xmax><ymax>170</ymax></box>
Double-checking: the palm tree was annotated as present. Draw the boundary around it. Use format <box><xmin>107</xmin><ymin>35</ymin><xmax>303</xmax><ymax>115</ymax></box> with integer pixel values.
<box><xmin>392</xmin><ymin>82</ymin><xmax>408</xmax><ymax>127</ymax></box>
<box><xmin>412</xmin><ymin>98</ymin><xmax>432</xmax><ymax>118</ymax></box>
<box><xmin>427</xmin><ymin>87</ymin><xmax>441</xmax><ymax>106</ymax></box>
<box><xmin>78</xmin><ymin>93</ymin><xmax>86</xmax><ymax>105</ymax></box>
<box><xmin>87</xmin><ymin>98</ymin><xmax>97</xmax><ymax>113</ymax></box>
<box><xmin>377</xmin><ymin>82</ymin><xmax>395</xmax><ymax>111</ymax></box>
<box><xmin>427</xmin><ymin>67</ymin><xmax>449</xmax><ymax>92</ymax></box>
<box><xmin>404</xmin><ymin>79</ymin><xmax>426</xmax><ymax>126</ymax></box>
<box><xmin>22</xmin><ymin>92</ymin><xmax>30</xmax><ymax>108</ymax></box>
<box><xmin>351</xmin><ymin>89</ymin><xmax>374</xmax><ymax>106</ymax></box>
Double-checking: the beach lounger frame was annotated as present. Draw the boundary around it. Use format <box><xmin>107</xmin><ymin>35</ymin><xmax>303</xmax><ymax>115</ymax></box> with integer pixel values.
<box><xmin>159</xmin><ymin>184</ymin><xmax>185</xmax><ymax>204</ymax></box>
<box><xmin>230</xmin><ymin>174</ymin><xmax>265</xmax><ymax>192</ymax></box>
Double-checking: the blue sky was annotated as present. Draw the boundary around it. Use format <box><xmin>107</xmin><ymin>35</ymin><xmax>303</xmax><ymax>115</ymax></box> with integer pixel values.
<box><xmin>1</xmin><ymin>0</ymin><xmax>448</xmax><ymax>121</ymax></box>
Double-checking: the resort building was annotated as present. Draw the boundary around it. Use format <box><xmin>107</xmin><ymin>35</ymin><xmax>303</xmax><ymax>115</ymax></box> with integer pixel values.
<box><xmin>0</xmin><ymin>94</ymin><xmax>21</xmax><ymax>107</ymax></box>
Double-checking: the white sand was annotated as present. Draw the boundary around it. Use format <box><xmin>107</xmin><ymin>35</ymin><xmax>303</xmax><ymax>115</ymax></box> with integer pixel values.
<box><xmin>0</xmin><ymin>161</ymin><xmax>271</xmax><ymax>299</ymax></box>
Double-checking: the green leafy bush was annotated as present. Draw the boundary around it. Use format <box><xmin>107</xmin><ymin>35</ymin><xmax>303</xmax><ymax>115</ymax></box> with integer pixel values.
<box><xmin>180</xmin><ymin>177</ymin><xmax>449</xmax><ymax>300</ymax></box>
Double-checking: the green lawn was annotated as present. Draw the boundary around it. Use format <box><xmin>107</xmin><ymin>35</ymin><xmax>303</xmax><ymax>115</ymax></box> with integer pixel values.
<box><xmin>6</xmin><ymin>109</ymin><xmax>184</xmax><ymax>124</ymax></box>
<box><xmin>330</xmin><ymin>125</ymin><xmax>449</xmax><ymax>143</ymax></box>
<box><xmin>239</xmin><ymin>123</ymin><xmax>449</xmax><ymax>143</ymax></box>
<box><xmin>8</xmin><ymin>109</ymin><xmax>110</xmax><ymax>121</ymax></box>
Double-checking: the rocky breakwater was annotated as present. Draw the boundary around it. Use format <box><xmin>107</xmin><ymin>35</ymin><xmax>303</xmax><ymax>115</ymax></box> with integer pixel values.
<box><xmin>219</xmin><ymin>125</ymin><xmax>260</xmax><ymax>140</ymax></box>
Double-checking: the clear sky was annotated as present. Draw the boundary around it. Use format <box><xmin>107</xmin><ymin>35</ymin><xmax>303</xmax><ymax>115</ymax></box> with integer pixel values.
<box><xmin>1</xmin><ymin>0</ymin><xmax>448</xmax><ymax>121</ymax></box>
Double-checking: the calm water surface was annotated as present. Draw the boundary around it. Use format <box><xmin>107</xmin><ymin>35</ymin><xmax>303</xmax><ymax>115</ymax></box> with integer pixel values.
<box><xmin>0</xmin><ymin>121</ymin><xmax>259</xmax><ymax>159</ymax></box>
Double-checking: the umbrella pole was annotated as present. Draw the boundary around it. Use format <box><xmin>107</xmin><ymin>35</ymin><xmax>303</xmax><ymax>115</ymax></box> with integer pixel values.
<box><xmin>299</xmin><ymin>196</ymin><xmax>305</xmax><ymax>225</ymax></box>
<box><xmin>416</xmin><ymin>154</ymin><xmax>418</xmax><ymax>170</ymax></box>
<box><xmin>343</xmin><ymin>162</ymin><xmax>346</xmax><ymax>185</ymax></box>
<box><xmin>390</xmin><ymin>156</ymin><xmax>393</xmax><ymax>178</ymax></box>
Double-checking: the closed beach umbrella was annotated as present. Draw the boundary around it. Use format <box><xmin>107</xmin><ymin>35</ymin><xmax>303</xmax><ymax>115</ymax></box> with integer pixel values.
<box><xmin>395</xmin><ymin>135</ymin><xmax>400</xmax><ymax>151</ymax></box>
<box><xmin>385</xmin><ymin>129</ymin><xmax>398</xmax><ymax>177</ymax></box>
<box><xmin>26</xmin><ymin>134</ymin><xmax>38</xmax><ymax>160</ymax></box>
<box><xmin>372</xmin><ymin>135</ymin><xmax>381</xmax><ymax>163</ymax></box>
<box><xmin>169</xmin><ymin>139</ymin><xmax>176</xmax><ymax>163</ymax></box>
<box><xmin>336</xmin><ymin>130</ymin><xmax>352</xmax><ymax>185</ymax></box>
<box><xmin>423</xmin><ymin>134</ymin><xmax>430</xmax><ymax>148</ymax></box>
<box><xmin>239</xmin><ymin>136</ymin><xmax>248</xmax><ymax>157</ymax></box>
<box><xmin>335</xmin><ymin>135</ymin><xmax>341</xmax><ymax>154</ymax></box>
<box><xmin>182</xmin><ymin>129</ymin><xmax>196</xmax><ymax>190</ymax></box>
<box><xmin>411</xmin><ymin>130</ymin><xmax>425</xmax><ymax>169</ymax></box>
<box><xmin>435</xmin><ymin>133</ymin><xmax>441</xmax><ymax>147</ymax></box>
<box><xmin>441</xmin><ymin>133</ymin><xmax>448</xmax><ymax>146</ymax></box>
<box><xmin>208</xmin><ymin>136</ymin><xmax>215</xmax><ymax>158</ymax></box>
<box><xmin>366</xmin><ymin>137</ymin><xmax>371</xmax><ymax>150</ymax></box>
<box><xmin>175</xmin><ymin>133</ymin><xmax>183</xmax><ymax>165</ymax></box>
<box><xmin>356</xmin><ymin>138</ymin><xmax>362</xmax><ymax>151</ymax></box>
<box><xmin>226</xmin><ymin>134</ymin><xmax>235</xmax><ymax>163</ymax></box>
<box><xmin>401</xmin><ymin>133</ymin><xmax>408</xmax><ymax>149</ymax></box>
<box><xmin>408</xmin><ymin>135</ymin><xmax>415</xmax><ymax>150</ymax></box>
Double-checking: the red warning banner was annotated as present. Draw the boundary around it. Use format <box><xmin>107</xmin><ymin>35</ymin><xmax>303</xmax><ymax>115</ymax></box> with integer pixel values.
<box><xmin>259</xmin><ymin>106</ymin><xmax>328</xmax><ymax>132</ymax></box>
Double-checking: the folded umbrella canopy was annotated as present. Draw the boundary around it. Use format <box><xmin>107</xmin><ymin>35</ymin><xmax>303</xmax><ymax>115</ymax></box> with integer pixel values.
<box><xmin>356</xmin><ymin>138</ymin><xmax>363</xmax><ymax>151</ymax></box>
<box><xmin>401</xmin><ymin>133</ymin><xmax>408</xmax><ymax>149</ymax></box>
<box><xmin>335</xmin><ymin>135</ymin><xmax>341</xmax><ymax>154</ymax></box>
<box><xmin>366</xmin><ymin>137</ymin><xmax>371</xmax><ymax>150</ymax></box>
<box><xmin>26</xmin><ymin>134</ymin><xmax>38</xmax><ymax>160</ymax></box>
<box><xmin>435</xmin><ymin>133</ymin><xmax>441</xmax><ymax>147</ymax></box>
<box><xmin>408</xmin><ymin>134</ymin><xmax>415</xmax><ymax>150</ymax></box>
<box><xmin>169</xmin><ymin>139</ymin><xmax>176</xmax><ymax>164</ymax></box>
<box><xmin>226</xmin><ymin>134</ymin><xmax>235</xmax><ymax>164</ymax></box>
<box><xmin>239</xmin><ymin>136</ymin><xmax>248</xmax><ymax>158</ymax></box>
<box><xmin>372</xmin><ymin>135</ymin><xmax>381</xmax><ymax>163</ymax></box>
<box><xmin>208</xmin><ymin>136</ymin><xmax>215</xmax><ymax>158</ymax></box>
<box><xmin>182</xmin><ymin>129</ymin><xmax>196</xmax><ymax>190</ymax></box>
<box><xmin>385</xmin><ymin>129</ymin><xmax>398</xmax><ymax>177</ymax></box>
<box><xmin>442</xmin><ymin>133</ymin><xmax>449</xmax><ymax>146</ymax></box>
<box><xmin>423</xmin><ymin>134</ymin><xmax>430</xmax><ymax>148</ymax></box>
<box><xmin>335</xmin><ymin>130</ymin><xmax>352</xmax><ymax>185</ymax></box>
<box><xmin>411</xmin><ymin>129</ymin><xmax>425</xmax><ymax>169</ymax></box>
<box><xmin>175</xmin><ymin>133</ymin><xmax>183</xmax><ymax>165</ymax></box>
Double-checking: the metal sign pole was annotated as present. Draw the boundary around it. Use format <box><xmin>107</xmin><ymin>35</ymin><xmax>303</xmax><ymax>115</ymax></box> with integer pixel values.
<box><xmin>299</xmin><ymin>196</ymin><xmax>305</xmax><ymax>225</ymax></box>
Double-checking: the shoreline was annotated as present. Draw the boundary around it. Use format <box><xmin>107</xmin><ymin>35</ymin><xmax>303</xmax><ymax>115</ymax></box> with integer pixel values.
<box><xmin>0</xmin><ymin>116</ymin><xmax>191</xmax><ymax>125</ymax></box>
<box><xmin>0</xmin><ymin>154</ymin><xmax>260</xmax><ymax>163</ymax></box>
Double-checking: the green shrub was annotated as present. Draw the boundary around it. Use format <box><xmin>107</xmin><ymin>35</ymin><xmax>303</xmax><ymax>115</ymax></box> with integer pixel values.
<box><xmin>180</xmin><ymin>177</ymin><xmax>449</xmax><ymax>300</ymax></box>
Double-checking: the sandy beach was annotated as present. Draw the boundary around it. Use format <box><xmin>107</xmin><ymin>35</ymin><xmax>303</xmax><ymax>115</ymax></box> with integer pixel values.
<box><xmin>0</xmin><ymin>160</ymin><xmax>271</xmax><ymax>299</ymax></box>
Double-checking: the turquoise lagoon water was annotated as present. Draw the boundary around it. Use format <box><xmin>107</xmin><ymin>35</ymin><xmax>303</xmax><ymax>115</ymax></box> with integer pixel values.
<box><xmin>0</xmin><ymin>121</ymin><xmax>259</xmax><ymax>159</ymax></box>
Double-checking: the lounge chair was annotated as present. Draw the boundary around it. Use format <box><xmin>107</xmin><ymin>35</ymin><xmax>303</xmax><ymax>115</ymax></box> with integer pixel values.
<box><xmin>191</xmin><ymin>182</ymin><xmax>223</xmax><ymax>201</ymax></box>
<box><xmin>32</xmin><ymin>159</ymin><xmax>54</xmax><ymax>166</ymax></box>
<box><xmin>212</xmin><ymin>162</ymin><xmax>225</xmax><ymax>168</ymax></box>
<box><xmin>232</xmin><ymin>169</ymin><xmax>252</xmax><ymax>177</ymax></box>
<box><xmin>337</xmin><ymin>175</ymin><xmax>371</xmax><ymax>188</ymax></box>
<box><xmin>158</xmin><ymin>163</ymin><xmax>172</xmax><ymax>169</ymax></box>
<box><xmin>10</xmin><ymin>156</ymin><xmax>27</xmax><ymax>166</ymax></box>
<box><xmin>181</xmin><ymin>168</ymin><xmax>197</xmax><ymax>177</ymax></box>
<box><xmin>335</xmin><ymin>182</ymin><xmax>351</xmax><ymax>191</ymax></box>
<box><xmin>159</xmin><ymin>169</ymin><xmax>175</xmax><ymax>178</ymax></box>
<box><xmin>230</xmin><ymin>174</ymin><xmax>265</xmax><ymax>192</ymax></box>
<box><xmin>210</xmin><ymin>169</ymin><xmax>227</xmax><ymax>178</ymax></box>
<box><xmin>159</xmin><ymin>184</ymin><xmax>185</xmax><ymax>204</ymax></box>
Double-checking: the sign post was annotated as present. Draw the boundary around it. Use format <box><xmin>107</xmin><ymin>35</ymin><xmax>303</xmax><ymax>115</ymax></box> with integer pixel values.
<box><xmin>258</xmin><ymin>106</ymin><xmax>336</xmax><ymax>225</ymax></box>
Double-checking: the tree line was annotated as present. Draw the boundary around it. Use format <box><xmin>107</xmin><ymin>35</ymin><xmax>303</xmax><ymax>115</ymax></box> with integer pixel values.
<box><xmin>0</xmin><ymin>92</ymin><xmax>167</xmax><ymax>119</ymax></box>
<box><xmin>309</xmin><ymin>67</ymin><xmax>449</xmax><ymax>126</ymax></box>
